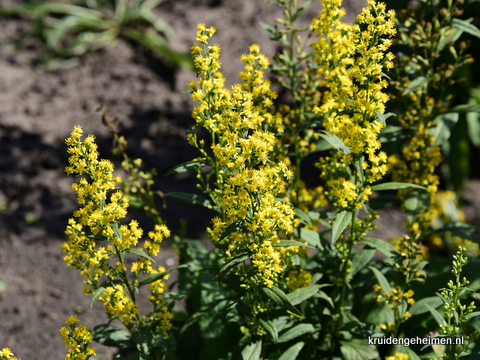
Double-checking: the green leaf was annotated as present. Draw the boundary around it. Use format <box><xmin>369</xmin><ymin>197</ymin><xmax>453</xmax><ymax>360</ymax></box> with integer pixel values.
<box><xmin>409</xmin><ymin>296</ymin><xmax>444</xmax><ymax>315</ymax></box>
<box><xmin>451</xmin><ymin>104</ymin><xmax>480</xmax><ymax>113</ymax></box>
<box><xmin>371</xmin><ymin>182</ymin><xmax>427</xmax><ymax>191</ymax></box>
<box><xmin>91</xmin><ymin>324</ymin><xmax>133</xmax><ymax>349</ymax></box>
<box><xmin>340</xmin><ymin>339</ymin><xmax>379</xmax><ymax>360</ymax></box>
<box><xmin>299</xmin><ymin>228</ymin><xmax>322</xmax><ymax>249</ymax></box>
<box><xmin>219</xmin><ymin>219</ymin><xmax>247</xmax><ymax>241</ymax></box>
<box><xmin>295</xmin><ymin>208</ymin><xmax>312</xmax><ymax>226</ymax></box>
<box><xmin>351</xmin><ymin>249</ymin><xmax>376</xmax><ymax>277</ymax></box>
<box><xmin>125</xmin><ymin>248</ymin><xmax>156</xmax><ymax>263</ymax></box>
<box><xmin>452</xmin><ymin>18</ymin><xmax>480</xmax><ymax>38</ymax></box>
<box><xmin>259</xmin><ymin>319</ymin><xmax>278</xmax><ymax>343</ymax></box>
<box><xmin>274</xmin><ymin>240</ymin><xmax>316</xmax><ymax>249</ymax></box>
<box><xmin>164</xmin><ymin>160</ymin><xmax>207</xmax><ymax>176</ymax></box>
<box><xmin>242</xmin><ymin>340</ymin><xmax>262</xmax><ymax>360</ymax></box>
<box><xmin>404</xmin><ymin>190</ymin><xmax>430</xmax><ymax>225</ymax></box>
<box><xmin>314</xmin><ymin>291</ymin><xmax>334</xmax><ymax>308</ymax></box>
<box><xmin>218</xmin><ymin>252</ymin><xmax>249</xmax><ymax>278</ymax></box>
<box><xmin>138</xmin><ymin>264</ymin><xmax>189</xmax><ymax>287</ymax></box>
<box><xmin>112</xmin><ymin>222</ymin><xmax>123</xmax><ymax>241</ymax></box>
<box><xmin>369</xmin><ymin>266</ymin><xmax>391</xmax><ymax>295</ymax></box>
<box><xmin>90</xmin><ymin>286</ymin><xmax>106</xmax><ymax>307</ymax></box>
<box><xmin>331</xmin><ymin>211</ymin><xmax>352</xmax><ymax>244</ymax></box>
<box><xmin>379</xmin><ymin>125</ymin><xmax>410</xmax><ymax>143</ymax></box>
<box><xmin>374</xmin><ymin>110</ymin><xmax>396</xmax><ymax>126</ymax></box>
<box><xmin>263</xmin><ymin>286</ymin><xmax>303</xmax><ymax>316</ymax></box>
<box><xmin>291</xmin><ymin>0</ymin><xmax>312</xmax><ymax>22</ymax></box>
<box><xmin>165</xmin><ymin>192</ymin><xmax>211</xmax><ymax>208</ymax></box>
<box><xmin>425</xmin><ymin>303</ymin><xmax>446</xmax><ymax>327</ymax></box>
<box><xmin>437</xmin><ymin>26</ymin><xmax>462</xmax><ymax>52</ymax></box>
<box><xmin>465</xmin><ymin>311</ymin><xmax>480</xmax><ymax>320</ymax></box>
<box><xmin>466</xmin><ymin>108</ymin><xmax>480</xmax><ymax>147</ymax></box>
<box><xmin>362</xmin><ymin>238</ymin><xmax>396</xmax><ymax>257</ymax></box>
<box><xmin>260</xmin><ymin>21</ymin><xmax>277</xmax><ymax>38</ymax></box>
<box><xmin>318</xmin><ymin>130</ymin><xmax>350</xmax><ymax>154</ymax></box>
<box><xmin>287</xmin><ymin>285</ymin><xmax>321</xmax><ymax>306</ymax></box>
<box><xmin>278</xmin><ymin>341</ymin><xmax>305</xmax><ymax>360</ymax></box>
<box><xmin>431</xmin><ymin>112</ymin><xmax>459</xmax><ymax>145</ymax></box>
<box><xmin>277</xmin><ymin>324</ymin><xmax>315</xmax><ymax>343</ymax></box>
<box><xmin>402</xmin><ymin>76</ymin><xmax>429</xmax><ymax>96</ymax></box>
<box><xmin>436</xmin><ymin>222</ymin><xmax>480</xmax><ymax>243</ymax></box>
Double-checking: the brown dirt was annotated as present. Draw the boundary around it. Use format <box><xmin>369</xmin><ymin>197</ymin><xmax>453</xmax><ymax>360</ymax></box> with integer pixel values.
<box><xmin>3</xmin><ymin>0</ymin><xmax>466</xmax><ymax>358</ymax></box>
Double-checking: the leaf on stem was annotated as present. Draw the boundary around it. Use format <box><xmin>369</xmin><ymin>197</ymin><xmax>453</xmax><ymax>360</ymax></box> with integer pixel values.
<box><xmin>318</xmin><ymin>130</ymin><xmax>350</xmax><ymax>154</ymax></box>
<box><xmin>287</xmin><ymin>284</ymin><xmax>322</xmax><ymax>305</ymax></box>
<box><xmin>259</xmin><ymin>318</ymin><xmax>278</xmax><ymax>343</ymax></box>
<box><xmin>369</xmin><ymin>266</ymin><xmax>391</xmax><ymax>295</ymax></box>
<box><xmin>331</xmin><ymin>210</ymin><xmax>352</xmax><ymax>244</ymax></box>
<box><xmin>402</xmin><ymin>76</ymin><xmax>429</xmax><ymax>96</ymax></box>
<box><xmin>90</xmin><ymin>286</ymin><xmax>106</xmax><ymax>307</ymax></box>
<box><xmin>452</xmin><ymin>18</ymin><xmax>480</xmax><ymax>39</ymax></box>
<box><xmin>274</xmin><ymin>240</ymin><xmax>316</xmax><ymax>249</ymax></box>
<box><xmin>165</xmin><ymin>192</ymin><xmax>212</xmax><ymax>208</ymax></box>
<box><xmin>371</xmin><ymin>182</ymin><xmax>427</xmax><ymax>191</ymax></box>
<box><xmin>138</xmin><ymin>264</ymin><xmax>189</xmax><ymax>287</ymax></box>
<box><xmin>277</xmin><ymin>324</ymin><xmax>315</xmax><ymax>343</ymax></box>
<box><xmin>125</xmin><ymin>248</ymin><xmax>156</xmax><ymax>263</ymax></box>
<box><xmin>263</xmin><ymin>286</ymin><xmax>303</xmax><ymax>316</ymax></box>
<box><xmin>163</xmin><ymin>160</ymin><xmax>207</xmax><ymax>176</ymax></box>
<box><xmin>217</xmin><ymin>252</ymin><xmax>249</xmax><ymax>278</ymax></box>
<box><xmin>424</xmin><ymin>303</ymin><xmax>445</xmax><ymax>327</ymax></box>
<box><xmin>242</xmin><ymin>340</ymin><xmax>262</xmax><ymax>360</ymax></box>
<box><xmin>373</xmin><ymin>110</ymin><xmax>396</xmax><ymax>126</ymax></box>
<box><xmin>278</xmin><ymin>341</ymin><xmax>305</xmax><ymax>360</ymax></box>
<box><xmin>361</xmin><ymin>237</ymin><xmax>396</xmax><ymax>257</ymax></box>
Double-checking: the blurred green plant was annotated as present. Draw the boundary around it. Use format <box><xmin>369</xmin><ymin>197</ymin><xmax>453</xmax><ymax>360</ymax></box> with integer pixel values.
<box><xmin>0</xmin><ymin>0</ymin><xmax>194</xmax><ymax>70</ymax></box>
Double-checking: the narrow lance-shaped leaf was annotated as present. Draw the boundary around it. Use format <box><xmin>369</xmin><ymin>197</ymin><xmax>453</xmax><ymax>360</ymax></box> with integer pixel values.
<box><xmin>369</xmin><ymin>266</ymin><xmax>391</xmax><ymax>295</ymax></box>
<box><xmin>424</xmin><ymin>303</ymin><xmax>446</xmax><ymax>327</ymax></box>
<box><xmin>259</xmin><ymin>319</ymin><xmax>278</xmax><ymax>344</ymax></box>
<box><xmin>165</xmin><ymin>192</ymin><xmax>211</xmax><ymax>208</ymax></box>
<box><xmin>138</xmin><ymin>264</ymin><xmax>189</xmax><ymax>287</ymax></box>
<box><xmin>452</xmin><ymin>18</ymin><xmax>480</xmax><ymax>38</ymax></box>
<box><xmin>287</xmin><ymin>285</ymin><xmax>322</xmax><ymax>306</ymax></box>
<box><xmin>374</xmin><ymin>110</ymin><xmax>396</xmax><ymax>126</ymax></box>
<box><xmin>278</xmin><ymin>341</ymin><xmax>305</xmax><ymax>360</ymax></box>
<box><xmin>402</xmin><ymin>76</ymin><xmax>429</xmax><ymax>96</ymax></box>
<box><xmin>242</xmin><ymin>340</ymin><xmax>262</xmax><ymax>360</ymax></box>
<box><xmin>371</xmin><ymin>182</ymin><xmax>427</xmax><ymax>191</ymax></box>
<box><xmin>331</xmin><ymin>211</ymin><xmax>352</xmax><ymax>244</ymax></box>
<box><xmin>277</xmin><ymin>324</ymin><xmax>315</xmax><ymax>343</ymax></box>
<box><xmin>318</xmin><ymin>130</ymin><xmax>350</xmax><ymax>154</ymax></box>
<box><xmin>90</xmin><ymin>286</ymin><xmax>106</xmax><ymax>307</ymax></box>
<box><xmin>164</xmin><ymin>160</ymin><xmax>207</xmax><ymax>176</ymax></box>
<box><xmin>263</xmin><ymin>286</ymin><xmax>303</xmax><ymax>316</ymax></box>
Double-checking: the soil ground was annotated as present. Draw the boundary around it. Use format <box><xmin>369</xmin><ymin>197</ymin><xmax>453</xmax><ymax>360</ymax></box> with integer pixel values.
<box><xmin>1</xmin><ymin>0</ymin><xmax>480</xmax><ymax>359</ymax></box>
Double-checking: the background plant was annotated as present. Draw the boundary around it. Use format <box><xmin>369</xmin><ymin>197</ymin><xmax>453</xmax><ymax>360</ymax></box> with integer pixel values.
<box><xmin>0</xmin><ymin>0</ymin><xmax>194</xmax><ymax>70</ymax></box>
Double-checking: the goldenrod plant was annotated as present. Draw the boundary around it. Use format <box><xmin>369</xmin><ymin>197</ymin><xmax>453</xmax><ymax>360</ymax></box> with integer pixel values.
<box><xmin>0</xmin><ymin>0</ymin><xmax>194</xmax><ymax>70</ymax></box>
<box><xmin>385</xmin><ymin>0</ymin><xmax>480</xmax><ymax>242</ymax></box>
<box><xmin>3</xmin><ymin>1</ymin><xmax>480</xmax><ymax>359</ymax></box>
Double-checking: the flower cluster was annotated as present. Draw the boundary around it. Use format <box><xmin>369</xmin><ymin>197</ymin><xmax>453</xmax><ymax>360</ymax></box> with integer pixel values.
<box><xmin>373</xmin><ymin>284</ymin><xmax>415</xmax><ymax>331</ymax></box>
<box><xmin>64</xmin><ymin>126</ymin><xmax>173</xmax><ymax>336</ymax></box>
<box><xmin>286</xmin><ymin>268</ymin><xmax>312</xmax><ymax>291</ymax></box>
<box><xmin>385</xmin><ymin>352</ymin><xmax>409</xmax><ymax>360</ymax></box>
<box><xmin>312</xmin><ymin>0</ymin><xmax>396</xmax><ymax>210</ymax></box>
<box><xmin>387</xmin><ymin>0</ymin><xmax>474</xmax><ymax>235</ymax></box>
<box><xmin>59</xmin><ymin>316</ymin><xmax>97</xmax><ymax>360</ymax></box>
<box><xmin>389</xmin><ymin>236</ymin><xmax>427</xmax><ymax>284</ymax></box>
<box><xmin>189</xmin><ymin>24</ymin><xmax>297</xmax><ymax>289</ymax></box>
<box><xmin>0</xmin><ymin>349</ymin><xmax>20</xmax><ymax>360</ymax></box>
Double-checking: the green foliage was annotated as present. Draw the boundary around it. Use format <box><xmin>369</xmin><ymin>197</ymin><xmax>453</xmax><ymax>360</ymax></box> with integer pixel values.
<box><xmin>4</xmin><ymin>0</ymin><xmax>480</xmax><ymax>360</ymax></box>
